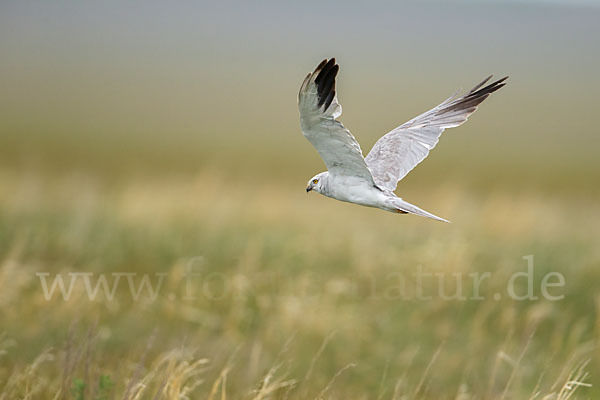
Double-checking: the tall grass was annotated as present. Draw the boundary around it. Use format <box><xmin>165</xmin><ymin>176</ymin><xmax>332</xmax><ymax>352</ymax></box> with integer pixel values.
<box><xmin>0</xmin><ymin>170</ymin><xmax>598</xmax><ymax>398</ymax></box>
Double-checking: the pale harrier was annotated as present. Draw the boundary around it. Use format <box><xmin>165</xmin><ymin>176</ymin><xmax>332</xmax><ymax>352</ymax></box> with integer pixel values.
<box><xmin>299</xmin><ymin>58</ymin><xmax>507</xmax><ymax>222</ymax></box>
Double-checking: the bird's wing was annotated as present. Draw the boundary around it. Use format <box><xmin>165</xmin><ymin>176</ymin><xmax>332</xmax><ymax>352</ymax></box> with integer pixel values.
<box><xmin>365</xmin><ymin>75</ymin><xmax>508</xmax><ymax>191</ymax></box>
<box><xmin>298</xmin><ymin>58</ymin><xmax>375</xmax><ymax>184</ymax></box>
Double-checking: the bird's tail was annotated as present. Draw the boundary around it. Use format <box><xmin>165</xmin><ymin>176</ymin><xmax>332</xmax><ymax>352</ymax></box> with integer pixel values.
<box><xmin>392</xmin><ymin>198</ymin><xmax>450</xmax><ymax>223</ymax></box>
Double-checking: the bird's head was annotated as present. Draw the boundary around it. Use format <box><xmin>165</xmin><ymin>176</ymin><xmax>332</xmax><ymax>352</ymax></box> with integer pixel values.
<box><xmin>306</xmin><ymin>172</ymin><xmax>328</xmax><ymax>194</ymax></box>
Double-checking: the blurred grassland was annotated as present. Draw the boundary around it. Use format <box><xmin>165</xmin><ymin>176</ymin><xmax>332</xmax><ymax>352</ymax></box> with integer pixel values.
<box><xmin>0</xmin><ymin>168</ymin><xmax>599</xmax><ymax>398</ymax></box>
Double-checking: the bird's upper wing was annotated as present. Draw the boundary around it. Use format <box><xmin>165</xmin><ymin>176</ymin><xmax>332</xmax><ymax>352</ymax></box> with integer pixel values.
<box><xmin>298</xmin><ymin>58</ymin><xmax>375</xmax><ymax>184</ymax></box>
<box><xmin>365</xmin><ymin>75</ymin><xmax>508</xmax><ymax>191</ymax></box>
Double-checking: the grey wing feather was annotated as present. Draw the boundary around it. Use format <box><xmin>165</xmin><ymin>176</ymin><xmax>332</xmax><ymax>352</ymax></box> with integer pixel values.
<box><xmin>298</xmin><ymin>58</ymin><xmax>376</xmax><ymax>184</ymax></box>
<box><xmin>365</xmin><ymin>75</ymin><xmax>507</xmax><ymax>191</ymax></box>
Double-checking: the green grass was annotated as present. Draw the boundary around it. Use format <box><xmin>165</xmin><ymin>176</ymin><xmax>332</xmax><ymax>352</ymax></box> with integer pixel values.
<box><xmin>0</xmin><ymin>169</ymin><xmax>598</xmax><ymax>399</ymax></box>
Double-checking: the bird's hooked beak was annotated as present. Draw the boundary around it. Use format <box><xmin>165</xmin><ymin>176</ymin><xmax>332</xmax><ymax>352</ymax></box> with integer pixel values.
<box><xmin>306</xmin><ymin>185</ymin><xmax>312</xmax><ymax>193</ymax></box>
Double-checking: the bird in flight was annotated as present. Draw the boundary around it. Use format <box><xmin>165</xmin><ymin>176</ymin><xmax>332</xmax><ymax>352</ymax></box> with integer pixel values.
<box><xmin>298</xmin><ymin>58</ymin><xmax>507</xmax><ymax>222</ymax></box>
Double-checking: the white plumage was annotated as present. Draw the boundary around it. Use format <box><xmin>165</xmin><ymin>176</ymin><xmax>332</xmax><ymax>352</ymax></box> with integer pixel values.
<box><xmin>299</xmin><ymin>58</ymin><xmax>507</xmax><ymax>222</ymax></box>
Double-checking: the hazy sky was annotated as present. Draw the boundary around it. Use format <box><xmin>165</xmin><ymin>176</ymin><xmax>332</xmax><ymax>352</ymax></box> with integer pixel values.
<box><xmin>1</xmin><ymin>0</ymin><xmax>599</xmax><ymax>176</ymax></box>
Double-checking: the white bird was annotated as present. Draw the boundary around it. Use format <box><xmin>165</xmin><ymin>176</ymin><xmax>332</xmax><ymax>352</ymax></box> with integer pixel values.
<box><xmin>298</xmin><ymin>58</ymin><xmax>507</xmax><ymax>222</ymax></box>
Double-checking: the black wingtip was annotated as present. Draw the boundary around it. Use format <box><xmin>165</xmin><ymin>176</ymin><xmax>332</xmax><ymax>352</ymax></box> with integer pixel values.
<box><xmin>313</xmin><ymin>59</ymin><xmax>328</xmax><ymax>74</ymax></box>
<box><xmin>445</xmin><ymin>75</ymin><xmax>508</xmax><ymax>113</ymax></box>
<box><xmin>322</xmin><ymin>89</ymin><xmax>335</xmax><ymax>112</ymax></box>
<box><xmin>467</xmin><ymin>75</ymin><xmax>508</xmax><ymax>99</ymax></box>
<box><xmin>314</xmin><ymin>58</ymin><xmax>338</xmax><ymax>111</ymax></box>
<box><xmin>315</xmin><ymin>58</ymin><xmax>335</xmax><ymax>83</ymax></box>
<box><xmin>468</xmin><ymin>75</ymin><xmax>493</xmax><ymax>94</ymax></box>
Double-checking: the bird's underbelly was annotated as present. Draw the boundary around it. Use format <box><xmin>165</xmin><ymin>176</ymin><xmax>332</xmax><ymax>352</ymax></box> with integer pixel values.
<box><xmin>325</xmin><ymin>178</ymin><xmax>387</xmax><ymax>208</ymax></box>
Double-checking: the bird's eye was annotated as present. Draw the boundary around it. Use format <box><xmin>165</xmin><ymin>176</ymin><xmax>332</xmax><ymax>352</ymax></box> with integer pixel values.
<box><xmin>312</xmin><ymin>179</ymin><xmax>318</xmax><ymax>184</ymax></box>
